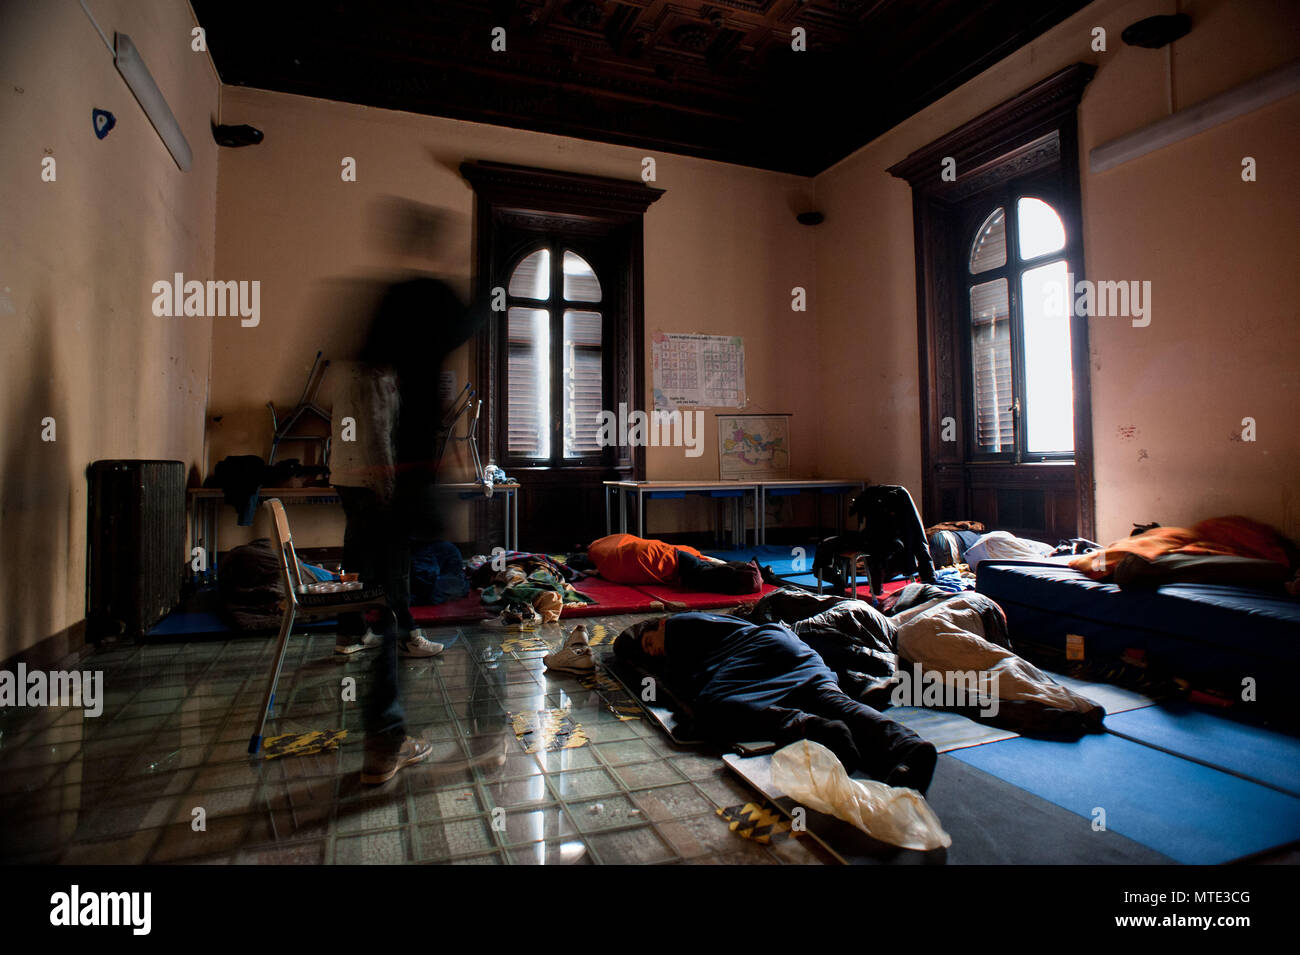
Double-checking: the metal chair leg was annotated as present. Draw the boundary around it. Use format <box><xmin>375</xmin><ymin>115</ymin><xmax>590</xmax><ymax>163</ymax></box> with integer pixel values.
<box><xmin>249</xmin><ymin>604</ymin><xmax>296</xmax><ymax>754</ymax></box>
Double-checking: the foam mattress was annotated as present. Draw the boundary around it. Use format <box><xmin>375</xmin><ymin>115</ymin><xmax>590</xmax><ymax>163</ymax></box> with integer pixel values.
<box><xmin>976</xmin><ymin>560</ymin><xmax>1300</xmax><ymax>679</ymax></box>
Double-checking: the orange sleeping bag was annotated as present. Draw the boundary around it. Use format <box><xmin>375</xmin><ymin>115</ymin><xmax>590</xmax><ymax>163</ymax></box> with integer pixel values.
<box><xmin>587</xmin><ymin>534</ymin><xmax>703</xmax><ymax>584</ymax></box>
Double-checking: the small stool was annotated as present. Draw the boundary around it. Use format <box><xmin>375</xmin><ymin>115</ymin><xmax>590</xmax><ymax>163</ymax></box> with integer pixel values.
<box><xmin>815</xmin><ymin>551</ymin><xmax>868</xmax><ymax>598</ymax></box>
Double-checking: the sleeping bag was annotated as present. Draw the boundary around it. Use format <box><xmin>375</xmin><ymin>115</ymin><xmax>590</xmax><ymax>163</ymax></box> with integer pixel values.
<box><xmin>746</xmin><ymin>587</ymin><xmax>1104</xmax><ymax>736</ymax></box>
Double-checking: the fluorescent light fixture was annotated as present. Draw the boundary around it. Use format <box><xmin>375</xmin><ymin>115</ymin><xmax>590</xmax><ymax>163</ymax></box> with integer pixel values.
<box><xmin>113</xmin><ymin>32</ymin><xmax>192</xmax><ymax>171</ymax></box>
<box><xmin>1089</xmin><ymin>60</ymin><xmax>1300</xmax><ymax>174</ymax></box>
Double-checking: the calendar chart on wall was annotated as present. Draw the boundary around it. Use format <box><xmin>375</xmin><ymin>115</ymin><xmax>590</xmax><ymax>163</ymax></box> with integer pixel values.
<box><xmin>651</xmin><ymin>332</ymin><xmax>745</xmax><ymax>410</ymax></box>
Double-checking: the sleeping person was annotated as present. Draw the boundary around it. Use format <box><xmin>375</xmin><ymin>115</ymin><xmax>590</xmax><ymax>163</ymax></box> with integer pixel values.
<box><xmin>613</xmin><ymin>613</ymin><xmax>938</xmax><ymax>793</ymax></box>
<box><xmin>746</xmin><ymin>587</ymin><xmax>1105</xmax><ymax>737</ymax></box>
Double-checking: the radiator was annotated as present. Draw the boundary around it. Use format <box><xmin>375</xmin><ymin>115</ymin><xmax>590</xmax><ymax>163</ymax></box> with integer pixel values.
<box><xmin>86</xmin><ymin>460</ymin><xmax>186</xmax><ymax>641</ymax></box>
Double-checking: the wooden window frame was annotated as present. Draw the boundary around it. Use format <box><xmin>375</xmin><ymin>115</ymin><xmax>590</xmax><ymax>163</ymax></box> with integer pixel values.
<box><xmin>889</xmin><ymin>64</ymin><xmax>1097</xmax><ymax>539</ymax></box>
<box><xmin>460</xmin><ymin>160</ymin><xmax>663</xmax><ymax>480</ymax></box>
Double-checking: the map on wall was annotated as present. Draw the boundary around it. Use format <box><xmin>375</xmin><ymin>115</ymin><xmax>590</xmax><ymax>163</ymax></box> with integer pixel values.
<box><xmin>718</xmin><ymin>414</ymin><xmax>790</xmax><ymax>480</ymax></box>
<box><xmin>652</xmin><ymin>332</ymin><xmax>745</xmax><ymax>409</ymax></box>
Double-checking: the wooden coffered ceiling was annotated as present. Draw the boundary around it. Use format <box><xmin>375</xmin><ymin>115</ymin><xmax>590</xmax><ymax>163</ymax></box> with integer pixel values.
<box><xmin>192</xmin><ymin>0</ymin><xmax>1094</xmax><ymax>176</ymax></box>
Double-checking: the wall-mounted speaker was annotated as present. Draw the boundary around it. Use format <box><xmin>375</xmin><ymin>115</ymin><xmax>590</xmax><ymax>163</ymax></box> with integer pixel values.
<box><xmin>212</xmin><ymin>123</ymin><xmax>264</xmax><ymax>147</ymax></box>
<box><xmin>1121</xmin><ymin>13</ymin><xmax>1192</xmax><ymax>48</ymax></box>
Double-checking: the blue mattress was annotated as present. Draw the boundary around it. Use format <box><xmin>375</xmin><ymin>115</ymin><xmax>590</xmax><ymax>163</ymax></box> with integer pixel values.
<box><xmin>976</xmin><ymin>560</ymin><xmax>1300</xmax><ymax>687</ymax></box>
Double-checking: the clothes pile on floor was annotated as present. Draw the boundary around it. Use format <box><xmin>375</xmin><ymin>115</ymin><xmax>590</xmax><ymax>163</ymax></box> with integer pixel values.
<box><xmin>467</xmin><ymin>550</ymin><xmax>594</xmax><ymax>623</ymax></box>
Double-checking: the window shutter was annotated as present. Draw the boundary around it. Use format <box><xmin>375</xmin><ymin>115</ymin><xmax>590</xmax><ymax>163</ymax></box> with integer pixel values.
<box><xmin>969</xmin><ymin>278</ymin><xmax>1014</xmax><ymax>453</ymax></box>
<box><xmin>564</xmin><ymin>309</ymin><xmax>603</xmax><ymax>457</ymax></box>
<box><xmin>506</xmin><ymin>307</ymin><xmax>549</xmax><ymax>458</ymax></box>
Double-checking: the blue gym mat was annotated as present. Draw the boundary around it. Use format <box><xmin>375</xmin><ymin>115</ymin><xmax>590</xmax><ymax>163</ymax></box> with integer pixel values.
<box><xmin>703</xmin><ymin>546</ymin><xmax>812</xmax><ymax>577</ymax></box>
<box><xmin>951</xmin><ymin>733</ymin><xmax>1300</xmax><ymax>864</ymax></box>
<box><xmin>703</xmin><ymin>547</ymin><xmax>894</xmax><ymax>590</ymax></box>
<box><xmin>1105</xmin><ymin>703</ymin><xmax>1300</xmax><ymax>797</ymax></box>
<box><xmin>148</xmin><ymin>609</ymin><xmax>337</xmax><ymax>637</ymax></box>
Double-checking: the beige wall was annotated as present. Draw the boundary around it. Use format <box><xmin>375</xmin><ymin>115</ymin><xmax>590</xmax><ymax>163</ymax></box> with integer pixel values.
<box><xmin>209</xmin><ymin>87</ymin><xmax>820</xmax><ymax>549</ymax></box>
<box><xmin>813</xmin><ymin>0</ymin><xmax>1300</xmax><ymax>544</ymax></box>
<box><xmin>0</xmin><ymin>0</ymin><xmax>219</xmax><ymax>660</ymax></box>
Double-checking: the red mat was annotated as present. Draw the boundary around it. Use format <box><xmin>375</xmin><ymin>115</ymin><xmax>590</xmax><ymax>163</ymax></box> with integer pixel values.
<box><xmin>409</xmin><ymin>592</ymin><xmax>493</xmax><ymax>625</ymax></box>
<box><xmin>567</xmin><ymin>578</ymin><xmax>670</xmax><ymax>615</ymax></box>
<box><xmin>628</xmin><ymin>581</ymin><xmax>781</xmax><ymax>611</ymax></box>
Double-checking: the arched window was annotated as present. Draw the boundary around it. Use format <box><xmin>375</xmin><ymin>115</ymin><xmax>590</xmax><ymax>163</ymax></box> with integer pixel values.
<box><xmin>505</xmin><ymin>246</ymin><xmax>605</xmax><ymax>461</ymax></box>
<box><xmin>966</xmin><ymin>195</ymin><xmax>1074</xmax><ymax>458</ymax></box>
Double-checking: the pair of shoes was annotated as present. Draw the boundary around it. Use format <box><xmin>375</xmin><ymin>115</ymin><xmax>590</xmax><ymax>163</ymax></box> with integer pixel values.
<box><xmin>360</xmin><ymin>735</ymin><xmax>432</xmax><ymax>784</ymax></box>
<box><xmin>400</xmin><ymin>629</ymin><xmax>445</xmax><ymax>657</ymax></box>
<box><xmin>543</xmin><ymin>625</ymin><xmax>594</xmax><ymax>675</ymax></box>
<box><xmin>883</xmin><ymin>741</ymin><xmax>938</xmax><ymax>795</ymax></box>
<box><xmin>335</xmin><ymin>629</ymin><xmax>383</xmax><ymax>655</ymax></box>
<box><xmin>500</xmin><ymin>601</ymin><xmax>542</xmax><ymax>630</ymax></box>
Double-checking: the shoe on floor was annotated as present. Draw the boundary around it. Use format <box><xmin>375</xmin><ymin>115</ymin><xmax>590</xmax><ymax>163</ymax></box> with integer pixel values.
<box><xmin>543</xmin><ymin>625</ymin><xmax>594</xmax><ymax>675</ymax></box>
<box><xmin>335</xmin><ymin>630</ymin><xmax>383</xmax><ymax>655</ymax></box>
<box><xmin>360</xmin><ymin>735</ymin><xmax>432</xmax><ymax>785</ymax></box>
<box><xmin>401</xmin><ymin>631</ymin><xmax>445</xmax><ymax>657</ymax></box>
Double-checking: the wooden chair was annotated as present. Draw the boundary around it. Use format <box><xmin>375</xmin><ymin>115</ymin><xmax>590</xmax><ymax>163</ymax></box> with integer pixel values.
<box><xmin>249</xmin><ymin>498</ymin><xmax>390</xmax><ymax>755</ymax></box>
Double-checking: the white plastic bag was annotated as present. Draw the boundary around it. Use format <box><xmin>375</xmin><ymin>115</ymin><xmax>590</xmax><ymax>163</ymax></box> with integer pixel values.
<box><xmin>770</xmin><ymin>739</ymin><xmax>951</xmax><ymax>851</ymax></box>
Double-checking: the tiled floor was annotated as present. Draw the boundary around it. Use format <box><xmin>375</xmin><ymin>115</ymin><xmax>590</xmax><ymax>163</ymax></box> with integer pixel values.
<box><xmin>0</xmin><ymin>614</ymin><xmax>835</xmax><ymax>865</ymax></box>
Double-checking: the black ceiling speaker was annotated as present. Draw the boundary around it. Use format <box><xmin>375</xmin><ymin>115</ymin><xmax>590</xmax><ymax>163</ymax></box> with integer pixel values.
<box><xmin>796</xmin><ymin>211</ymin><xmax>824</xmax><ymax>225</ymax></box>
<box><xmin>212</xmin><ymin>122</ymin><xmax>264</xmax><ymax>147</ymax></box>
<box><xmin>1121</xmin><ymin>13</ymin><xmax>1192</xmax><ymax>49</ymax></box>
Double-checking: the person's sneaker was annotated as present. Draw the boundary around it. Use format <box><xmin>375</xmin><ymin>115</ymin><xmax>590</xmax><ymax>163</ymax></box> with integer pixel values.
<box><xmin>883</xmin><ymin>741</ymin><xmax>938</xmax><ymax>795</ymax></box>
<box><xmin>360</xmin><ymin>735</ymin><xmax>432</xmax><ymax>785</ymax></box>
<box><xmin>500</xmin><ymin>601</ymin><xmax>542</xmax><ymax>630</ymax></box>
<box><xmin>543</xmin><ymin>625</ymin><xmax>594</xmax><ymax>675</ymax></box>
<box><xmin>400</xmin><ymin>631</ymin><xmax>445</xmax><ymax>657</ymax></box>
<box><xmin>335</xmin><ymin>630</ymin><xmax>383</xmax><ymax>655</ymax></box>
